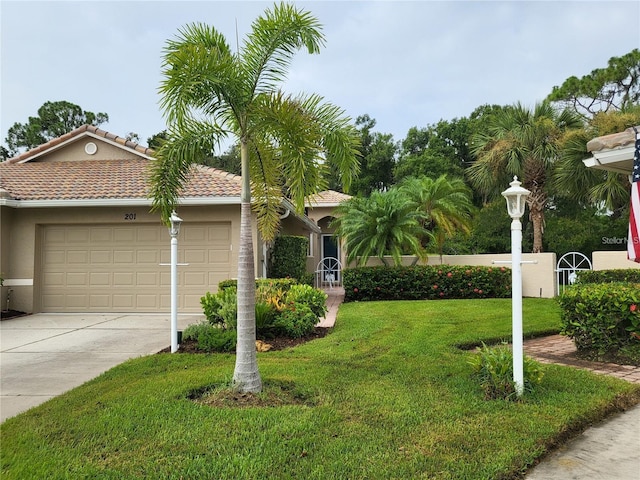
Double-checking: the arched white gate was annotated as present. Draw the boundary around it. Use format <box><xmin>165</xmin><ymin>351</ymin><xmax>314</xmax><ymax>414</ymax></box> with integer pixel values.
<box><xmin>556</xmin><ymin>252</ymin><xmax>592</xmax><ymax>295</ymax></box>
<box><xmin>315</xmin><ymin>257</ymin><xmax>342</xmax><ymax>289</ymax></box>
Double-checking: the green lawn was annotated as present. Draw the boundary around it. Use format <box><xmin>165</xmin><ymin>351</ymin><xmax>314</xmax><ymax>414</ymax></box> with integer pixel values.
<box><xmin>2</xmin><ymin>298</ymin><xmax>639</xmax><ymax>479</ymax></box>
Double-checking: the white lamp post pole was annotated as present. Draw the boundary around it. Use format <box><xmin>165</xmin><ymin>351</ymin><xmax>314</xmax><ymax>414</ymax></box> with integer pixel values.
<box><xmin>169</xmin><ymin>211</ymin><xmax>183</xmax><ymax>353</ymax></box>
<box><xmin>501</xmin><ymin>177</ymin><xmax>530</xmax><ymax>397</ymax></box>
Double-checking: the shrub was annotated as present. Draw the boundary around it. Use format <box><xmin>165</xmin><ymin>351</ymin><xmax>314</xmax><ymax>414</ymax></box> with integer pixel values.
<box><xmin>558</xmin><ymin>282</ymin><xmax>640</xmax><ymax>354</ymax></box>
<box><xmin>576</xmin><ymin>269</ymin><xmax>640</xmax><ymax>284</ymax></box>
<box><xmin>286</xmin><ymin>284</ymin><xmax>328</xmax><ymax>319</ymax></box>
<box><xmin>274</xmin><ymin>302</ymin><xmax>317</xmax><ymax>338</ymax></box>
<box><xmin>255</xmin><ymin>301</ymin><xmax>277</xmax><ymax>333</ymax></box>
<box><xmin>268</xmin><ymin>235</ymin><xmax>309</xmax><ymax>282</ymax></box>
<box><xmin>182</xmin><ymin>323</ymin><xmax>237</xmax><ymax>353</ymax></box>
<box><xmin>343</xmin><ymin>265</ymin><xmax>511</xmax><ymax>302</ymax></box>
<box><xmin>200</xmin><ymin>291</ymin><xmax>224</xmax><ymax>326</ymax></box>
<box><xmin>469</xmin><ymin>343</ymin><xmax>545</xmax><ymax>400</ymax></box>
<box><xmin>218</xmin><ymin>278</ymin><xmax>299</xmax><ymax>292</ymax></box>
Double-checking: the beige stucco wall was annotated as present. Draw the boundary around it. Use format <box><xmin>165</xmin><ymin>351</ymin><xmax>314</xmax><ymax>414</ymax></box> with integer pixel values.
<box><xmin>34</xmin><ymin>138</ymin><xmax>142</xmax><ymax>162</ymax></box>
<box><xmin>592</xmin><ymin>251</ymin><xmax>640</xmax><ymax>270</ymax></box>
<box><xmin>0</xmin><ymin>204</ymin><xmax>246</xmax><ymax>314</ymax></box>
<box><xmin>357</xmin><ymin>253</ymin><xmax>557</xmax><ymax>298</ymax></box>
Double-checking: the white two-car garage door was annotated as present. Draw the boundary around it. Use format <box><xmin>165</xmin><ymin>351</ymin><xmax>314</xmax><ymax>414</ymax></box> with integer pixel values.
<box><xmin>40</xmin><ymin>223</ymin><xmax>232</xmax><ymax>313</ymax></box>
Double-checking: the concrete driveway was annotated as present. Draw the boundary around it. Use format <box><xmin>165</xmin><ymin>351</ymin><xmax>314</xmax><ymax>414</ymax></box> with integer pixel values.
<box><xmin>1</xmin><ymin>312</ymin><xmax>204</xmax><ymax>423</ymax></box>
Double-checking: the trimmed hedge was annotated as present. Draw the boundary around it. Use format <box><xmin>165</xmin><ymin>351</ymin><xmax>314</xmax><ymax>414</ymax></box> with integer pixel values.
<box><xmin>269</xmin><ymin>235</ymin><xmax>310</xmax><ymax>283</ymax></box>
<box><xmin>558</xmin><ymin>282</ymin><xmax>640</xmax><ymax>353</ymax></box>
<box><xmin>576</xmin><ymin>269</ymin><xmax>640</xmax><ymax>284</ymax></box>
<box><xmin>343</xmin><ymin>265</ymin><xmax>511</xmax><ymax>302</ymax></box>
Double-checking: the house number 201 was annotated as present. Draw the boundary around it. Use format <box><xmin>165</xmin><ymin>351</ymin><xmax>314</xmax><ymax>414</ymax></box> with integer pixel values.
<box><xmin>124</xmin><ymin>213</ymin><xmax>137</xmax><ymax>220</ymax></box>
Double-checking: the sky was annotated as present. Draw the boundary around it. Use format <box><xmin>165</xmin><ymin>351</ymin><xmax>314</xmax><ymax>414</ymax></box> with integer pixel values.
<box><xmin>1</xmin><ymin>0</ymin><xmax>639</xmax><ymax>153</ymax></box>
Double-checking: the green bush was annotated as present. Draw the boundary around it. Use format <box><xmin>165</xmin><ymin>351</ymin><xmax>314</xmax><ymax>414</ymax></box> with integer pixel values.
<box><xmin>469</xmin><ymin>343</ymin><xmax>545</xmax><ymax>400</ymax></box>
<box><xmin>558</xmin><ymin>282</ymin><xmax>640</xmax><ymax>353</ymax></box>
<box><xmin>182</xmin><ymin>323</ymin><xmax>237</xmax><ymax>353</ymax></box>
<box><xmin>286</xmin><ymin>284</ymin><xmax>328</xmax><ymax>319</ymax></box>
<box><xmin>343</xmin><ymin>265</ymin><xmax>511</xmax><ymax>302</ymax></box>
<box><xmin>218</xmin><ymin>278</ymin><xmax>299</xmax><ymax>292</ymax></box>
<box><xmin>274</xmin><ymin>302</ymin><xmax>317</xmax><ymax>338</ymax></box>
<box><xmin>576</xmin><ymin>269</ymin><xmax>640</xmax><ymax>284</ymax></box>
<box><xmin>268</xmin><ymin>235</ymin><xmax>309</xmax><ymax>281</ymax></box>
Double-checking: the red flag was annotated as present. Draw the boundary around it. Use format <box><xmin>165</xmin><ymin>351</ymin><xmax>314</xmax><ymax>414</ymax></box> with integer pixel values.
<box><xmin>628</xmin><ymin>129</ymin><xmax>640</xmax><ymax>262</ymax></box>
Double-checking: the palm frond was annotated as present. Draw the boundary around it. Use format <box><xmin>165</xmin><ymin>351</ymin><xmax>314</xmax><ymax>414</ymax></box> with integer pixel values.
<box><xmin>149</xmin><ymin>121</ymin><xmax>223</xmax><ymax>223</ymax></box>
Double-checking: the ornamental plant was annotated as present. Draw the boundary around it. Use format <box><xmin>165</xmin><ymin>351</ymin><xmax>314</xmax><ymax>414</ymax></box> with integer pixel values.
<box><xmin>469</xmin><ymin>343</ymin><xmax>545</xmax><ymax>400</ymax></box>
<box><xmin>343</xmin><ymin>265</ymin><xmax>511</xmax><ymax>302</ymax></box>
<box><xmin>558</xmin><ymin>282</ymin><xmax>640</xmax><ymax>354</ymax></box>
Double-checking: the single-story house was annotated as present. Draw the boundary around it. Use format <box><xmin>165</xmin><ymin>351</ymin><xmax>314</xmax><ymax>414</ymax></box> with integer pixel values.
<box><xmin>0</xmin><ymin>125</ymin><xmax>348</xmax><ymax>314</ymax></box>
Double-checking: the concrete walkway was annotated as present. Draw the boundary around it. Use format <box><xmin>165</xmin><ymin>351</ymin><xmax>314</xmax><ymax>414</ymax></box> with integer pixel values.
<box><xmin>0</xmin><ymin>312</ymin><xmax>203</xmax><ymax>422</ymax></box>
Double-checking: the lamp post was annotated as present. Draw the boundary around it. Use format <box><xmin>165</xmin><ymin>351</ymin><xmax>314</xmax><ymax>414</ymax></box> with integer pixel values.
<box><xmin>501</xmin><ymin>176</ymin><xmax>530</xmax><ymax>396</ymax></box>
<box><xmin>169</xmin><ymin>211</ymin><xmax>183</xmax><ymax>353</ymax></box>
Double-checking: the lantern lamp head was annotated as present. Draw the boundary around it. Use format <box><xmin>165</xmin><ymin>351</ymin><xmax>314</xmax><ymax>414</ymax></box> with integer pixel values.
<box><xmin>169</xmin><ymin>210</ymin><xmax>183</xmax><ymax>237</ymax></box>
<box><xmin>501</xmin><ymin>176</ymin><xmax>530</xmax><ymax>220</ymax></box>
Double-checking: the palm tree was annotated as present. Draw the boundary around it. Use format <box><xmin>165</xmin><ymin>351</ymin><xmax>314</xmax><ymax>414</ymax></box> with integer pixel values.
<box><xmin>554</xmin><ymin>108</ymin><xmax>640</xmax><ymax>216</ymax></box>
<box><xmin>467</xmin><ymin>101</ymin><xmax>582</xmax><ymax>253</ymax></box>
<box><xmin>332</xmin><ymin>189</ymin><xmax>429</xmax><ymax>267</ymax></box>
<box><xmin>398</xmin><ymin>175</ymin><xmax>475</xmax><ymax>257</ymax></box>
<box><xmin>149</xmin><ymin>3</ymin><xmax>360</xmax><ymax>393</ymax></box>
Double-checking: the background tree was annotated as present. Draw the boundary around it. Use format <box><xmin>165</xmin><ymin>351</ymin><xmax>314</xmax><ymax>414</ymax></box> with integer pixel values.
<box><xmin>332</xmin><ymin>189</ymin><xmax>429</xmax><ymax>267</ymax></box>
<box><xmin>467</xmin><ymin>101</ymin><xmax>582</xmax><ymax>253</ymax></box>
<box><xmin>547</xmin><ymin>49</ymin><xmax>640</xmax><ymax>119</ymax></box>
<box><xmin>394</xmin><ymin>119</ymin><xmax>472</xmax><ymax>183</ymax></box>
<box><xmin>149</xmin><ymin>4</ymin><xmax>359</xmax><ymax>393</ymax></box>
<box><xmin>335</xmin><ymin>114</ymin><xmax>395</xmax><ymax>195</ymax></box>
<box><xmin>554</xmin><ymin>107</ymin><xmax>640</xmax><ymax>216</ymax></box>
<box><xmin>399</xmin><ymin>175</ymin><xmax>475</xmax><ymax>258</ymax></box>
<box><xmin>3</xmin><ymin>100</ymin><xmax>108</xmax><ymax>159</ymax></box>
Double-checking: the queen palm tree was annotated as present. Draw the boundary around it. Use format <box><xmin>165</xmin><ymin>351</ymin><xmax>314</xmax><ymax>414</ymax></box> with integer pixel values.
<box><xmin>332</xmin><ymin>189</ymin><xmax>429</xmax><ymax>267</ymax></box>
<box><xmin>467</xmin><ymin>101</ymin><xmax>582</xmax><ymax>253</ymax></box>
<box><xmin>399</xmin><ymin>175</ymin><xmax>475</xmax><ymax>257</ymax></box>
<box><xmin>149</xmin><ymin>3</ymin><xmax>359</xmax><ymax>393</ymax></box>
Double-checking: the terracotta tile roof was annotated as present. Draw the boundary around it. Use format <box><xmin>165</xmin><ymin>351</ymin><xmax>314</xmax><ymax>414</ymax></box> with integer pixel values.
<box><xmin>587</xmin><ymin>125</ymin><xmax>639</xmax><ymax>153</ymax></box>
<box><xmin>306</xmin><ymin>190</ymin><xmax>352</xmax><ymax>206</ymax></box>
<box><xmin>0</xmin><ymin>159</ymin><xmax>241</xmax><ymax>201</ymax></box>
<box><xmin>5</xmin><ymin>124</ymin><xmax>154</xmax><ymax>164</ymax></box>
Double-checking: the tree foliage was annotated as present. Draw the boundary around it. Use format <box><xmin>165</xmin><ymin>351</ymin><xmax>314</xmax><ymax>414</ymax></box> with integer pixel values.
<box><xmin>3</xmin><ymin>100</ymin><xmax>108</xmax><ymax>159</ymax></box>
<box><xmin>467</xmin><ymin>101</ymin><xmax>583</xmax><ymax>253</ymax></box>
<box><xmin>553</xmin><ymin>107</ymin><xmax>640</xmax><ymax>216</ymax></box>
<box><xmin>149</xmin><ymin>3</ymin><xmax>359</xmax><ymax>393</ymax></box>
<box><xmin>547</xmin><ymin>49</ymin><xmax>640</xmax><ymax>118</ymax></box>
<box><xmin>332</xmin><ymin>114</ymin><xmax>395</xmax><ymax>195</ymax></box>
<box><xmin>332</xmin><ymin>189</ymin><xmax>429</xmax><ymax>267</ymax></box>
<box><xmin>394</xmin><ymin>119</ymin><xmax>473</xmax><ymax>183</ymax></box>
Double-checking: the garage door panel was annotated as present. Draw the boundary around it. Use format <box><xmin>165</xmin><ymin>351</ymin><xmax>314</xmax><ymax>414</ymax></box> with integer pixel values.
<box><xmin>67</xmin><ymin>250</ymin><xmax>89</xmax><ymax>264</ymax></box>
<box><xmin>41</xmin><ymin>222</ymin><xmax>232</xmax><ymax>313</ymax></box>
<box><xmin>66</xmin><ymin>273</ymin><xmax>87</xmax><ymax>286</ymax></box>
<box><xmin>114</xmin><ymin>250</ymin><xmax>134</xmax><ymax>263</ymax></box>
<box><xmin>67</xmin><ymin>228</ymin><xmax>90</xmax><ymax>243</ymax></box>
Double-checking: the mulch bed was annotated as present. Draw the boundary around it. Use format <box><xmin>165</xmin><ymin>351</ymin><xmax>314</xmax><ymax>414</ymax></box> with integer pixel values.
<box><xmin>159</xmin><ymin>327</ymin><xmax>332</xmax><ymax>354</ymax></box>
<box><xmin>0</xmin><ymin>310</ymin><xmax>28</xmax><ymax>320</ymax></box>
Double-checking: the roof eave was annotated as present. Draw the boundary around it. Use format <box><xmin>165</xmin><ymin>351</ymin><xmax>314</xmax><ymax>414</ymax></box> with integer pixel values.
<box><xmin>0</xmin><ymin>196</ymin><xmax>242</xmax><ymax>208</ymax></box>
<box><xmin>582</xmin><ymin>144</ymin><xmax>635</xmax><ymax>175</ymax></box>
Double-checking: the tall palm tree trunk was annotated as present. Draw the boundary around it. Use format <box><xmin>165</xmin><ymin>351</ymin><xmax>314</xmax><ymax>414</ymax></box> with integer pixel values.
<box><xmin>233</xmin><ymin>141</ymin><xmax>262</xmax><ymax>392</ymax></box>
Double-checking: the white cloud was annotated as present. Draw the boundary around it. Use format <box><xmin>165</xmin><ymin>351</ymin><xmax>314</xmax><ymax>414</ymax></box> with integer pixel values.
<box><xmin>2</xmin><ymin>0</ymin><xmax>638</xmax><ymax>149</ymax></box>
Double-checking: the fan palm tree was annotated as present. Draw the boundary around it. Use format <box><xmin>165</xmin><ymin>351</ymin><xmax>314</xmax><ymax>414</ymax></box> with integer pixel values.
<box><xmin>399</xmin><ymin>175</ymin><xmax>475</xmax><ymax>257</ymax></box>
<box><xmin>554</xmin><ymin>108</ymin><xmax>640</xmax><ymax>216</ymax></box>
<box><xmin>467</xmin><ymin>101</ymin><xmax>582</xmax><ymax>253</ymax></box>
<box><xmin>332</xmin><ymin>189</ymin><xmax>429</xmax><ymax>267</ymax></box>
<box><xmin>149</xmin><ymin>3</ymin><xmax>360</xmax><ymax>393</ymax></box>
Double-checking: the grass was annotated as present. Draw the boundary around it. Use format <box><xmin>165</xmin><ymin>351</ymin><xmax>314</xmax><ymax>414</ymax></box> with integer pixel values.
<box><xmin>2</xmin><ymin>298</ymin><xmax>640</xmax><ymax>479</ymax></box>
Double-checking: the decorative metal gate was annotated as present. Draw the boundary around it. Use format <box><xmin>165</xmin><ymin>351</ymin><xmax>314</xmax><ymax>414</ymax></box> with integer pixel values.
<box><xmin>556</xmin><ymin>252</ymin><xmax>592</xmax><ymax>295</ymax></box>
<box><xmin>315</xmin><ymin>257</ymin><xmax>342</xmax><ymax>289</ymax></box>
